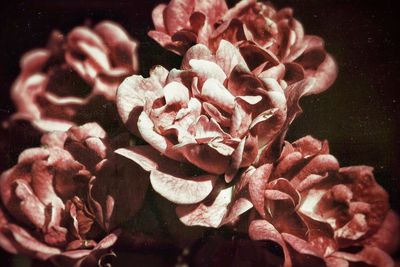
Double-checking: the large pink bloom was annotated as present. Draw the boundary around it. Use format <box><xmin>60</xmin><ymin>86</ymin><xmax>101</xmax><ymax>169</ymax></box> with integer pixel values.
<box><xmin>214</xmin><ymin>0</ymin><xmax>337</xmax><ymax>94</ymax></box>
<box><xmin>149</xmin><ymin>0</ymin><xmax>337</xmax><ymax>95</ymax></box>
<box><xmin>116</xmin><ymin>40</ymin><xmax>320</xmax><ymax>227</ymax></box>
<box><xmin>0</xmin><ymin>123</ymin><xmax>148</xmax><ymax>266</ymax></box>
<box><xmin>241</xmin><ymin>136</ymin><xmax>398</xmax><ymax>266</ymax></box>
<box><xmin>148</xmin><ymin>0</ymin><xmax>228</xmax><ymax>55</ymax></box>
<box><xmin>10</xmin><ymin>21</ymin><xmax>138</xmax><ymax>132</ymax></box>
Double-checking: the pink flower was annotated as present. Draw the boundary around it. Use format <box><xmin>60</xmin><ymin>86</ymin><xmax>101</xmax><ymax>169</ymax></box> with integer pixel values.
<box><xmin>10</xmin><ymin>21</ymin><xmax>138</xmax><ymax>132</ymax></box>
<box><xmin>240</xmin><ymin>136</ymin><xmax>398</xmax><ymax>266</ymax></box>
<box><xmin>148</xmin><ymin>0</ymin><xmax>228</xmax><ymax>55</ymax></box>
<box><xmin>0</xmin><ymin>123</ymin><xmax>149</xmax><ymax>266</ymax></box>
<box><xmin>116</xmin><ymin>40</ymin><xmax>320</xmax><ymax>227</ymax></box>
<box><xmin>213</xmin><ymin>0</ymin><xmax>337</xmax><ymax>95</ymax></box>
<box><xmin>150</xmin><ymin>0</ymin><xmax>337</xmax><ymax>95</ymax></box>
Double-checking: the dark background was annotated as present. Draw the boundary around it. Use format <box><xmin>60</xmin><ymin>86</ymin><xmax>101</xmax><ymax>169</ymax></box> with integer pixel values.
<box><xmin>0</xmin><ymin>0</ymin><xmax>399</xmax><ymax>266</ymax></box>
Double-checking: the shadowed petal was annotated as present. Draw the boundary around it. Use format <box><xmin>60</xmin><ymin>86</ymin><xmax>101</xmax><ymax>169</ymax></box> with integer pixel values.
<box><xmin>249</xmin><ymin>164</ymin><xmax>273</xmax><ymax>218</ymax></box>
<box><xmin>249</xmin><ymin>220</ymin><xmax>292</xmax><ymax>267</ymax></box>
<box><xmin>329</xmin><ymin>246</ymin><xmax>394</xmax><ymax>267</ymax></box>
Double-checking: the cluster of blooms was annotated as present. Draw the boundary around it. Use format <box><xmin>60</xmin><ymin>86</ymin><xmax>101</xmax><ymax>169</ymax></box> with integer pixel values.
<box><xmin>0</xmin><ymin>0</ymin><xmax>398</xmax><ymax>266</ymax></box>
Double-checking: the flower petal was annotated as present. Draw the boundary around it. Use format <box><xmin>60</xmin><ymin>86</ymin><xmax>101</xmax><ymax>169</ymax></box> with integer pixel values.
<box><xmin>249</xmin><ymin>220</ymin><xmax>292</xmax><ymax>267</ymax></box>
<box><xmin>150</xmin><ymin>169</ymin><xmax>217</xmax><ymax>205</ymax></box>
<box><xmin>181</xmin><ymin>44</ymin><xmax>213</xmax><ymax>70</ymax></box>
<box><xmin>329</xmin><ymin>246</ymin><xmax>394</xmax><ymax>267</ymax></box>
<box><xmin>151</xmin><ymin>4</ymin><xmax>168</xmax><ymax>32</ymax></box>
<box><xmin>137</xmin><ymin>112</ymin><xmax>183</xmax><ymax>161</ymax></box>
<box><xmin>116</xmin><ymin>74</ymin><xmax>163</xmax><ymax>134</ymax></box>
<box><xmin>201</xmin><ymin>78</ymin><xmax>235</xmax><ymax>113</ymax></box>
<box><xmin>249</xmin><ymin>164</ymin><xmax>273</xmax><ymax>218</ymax></box>
<box><xmin>164</xmin><ymin>0</ymin><xmax>194</xmax><ymax>33</ymax></box>
<box><xmin>177</xmin><ymin>185</ymin><xmax>234</xmax><ymax>228</ymax></box>
<box><xmin>189</xmin><ymin>59</ymin><xmax>227</xmax><ymax>84</ymax></box>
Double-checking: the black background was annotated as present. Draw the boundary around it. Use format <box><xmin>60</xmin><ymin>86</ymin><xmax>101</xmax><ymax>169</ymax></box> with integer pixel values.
<box><xmin>0</xmin><ymin>0</ymin><xmax>399</xmax><ymax>266</ymax></box>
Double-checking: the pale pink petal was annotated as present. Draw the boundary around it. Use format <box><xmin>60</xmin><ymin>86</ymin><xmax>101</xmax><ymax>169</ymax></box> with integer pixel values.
<box><xmin>116</xmin><ymin>74</ymin><xmax>163</xmax><ymax>134</ymax></box>
<box><xmin>150</xmin><ymin>169</ymin><xmax>217</xmax><ymax>205</ymax></box>
<box><xmin>226</xmin><ymin>65</ymin><xmax>264</xmax><ymax>96</ymax></box>
<box><xmin>201</xmin><ymin>78</ymin><xmax>235</xmax><ymax>113</ymax></box>
<box><xmin>137</xmin><ymin>111</ymin><xmax>183</xmax><ymax>161</ymax></box>
<box><xmin>177</xmin><ymin>185</ymin><xmax>233</xmax><ymax>227</ymax></box>
<box><xmin>163</xmin><ymin>81</ymin><xmax>190</xmax><ymax>106</ymax></box>
<box><xmin>164</xmin><ymin>0</ymin><xmax>195</xmax><ymax>34</ymax></box>
<box><xmin>189</xmin><ymin>59</ymin><xmax>227</xmax><ymax>84</ymax></box>
<box><xmin>181</xmin><ymin>44</ymin><xmax>213</xmax><ymax>70</ymax></box>
<box><xmin>151</xmin><ymin>4</ymin><xmax>168</xmax><ymax>32</ymax></box>
<box><xmin>215</xmin><ymin>40</ymin><xmax>249</xmax><ymax>75</ymax></box>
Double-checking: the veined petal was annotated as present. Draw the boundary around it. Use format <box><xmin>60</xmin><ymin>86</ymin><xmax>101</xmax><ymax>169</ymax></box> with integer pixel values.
<box><xmin>150</xmin><ymin>169</ymin><xmax>217</xmax><ymax>205</ymax></box>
